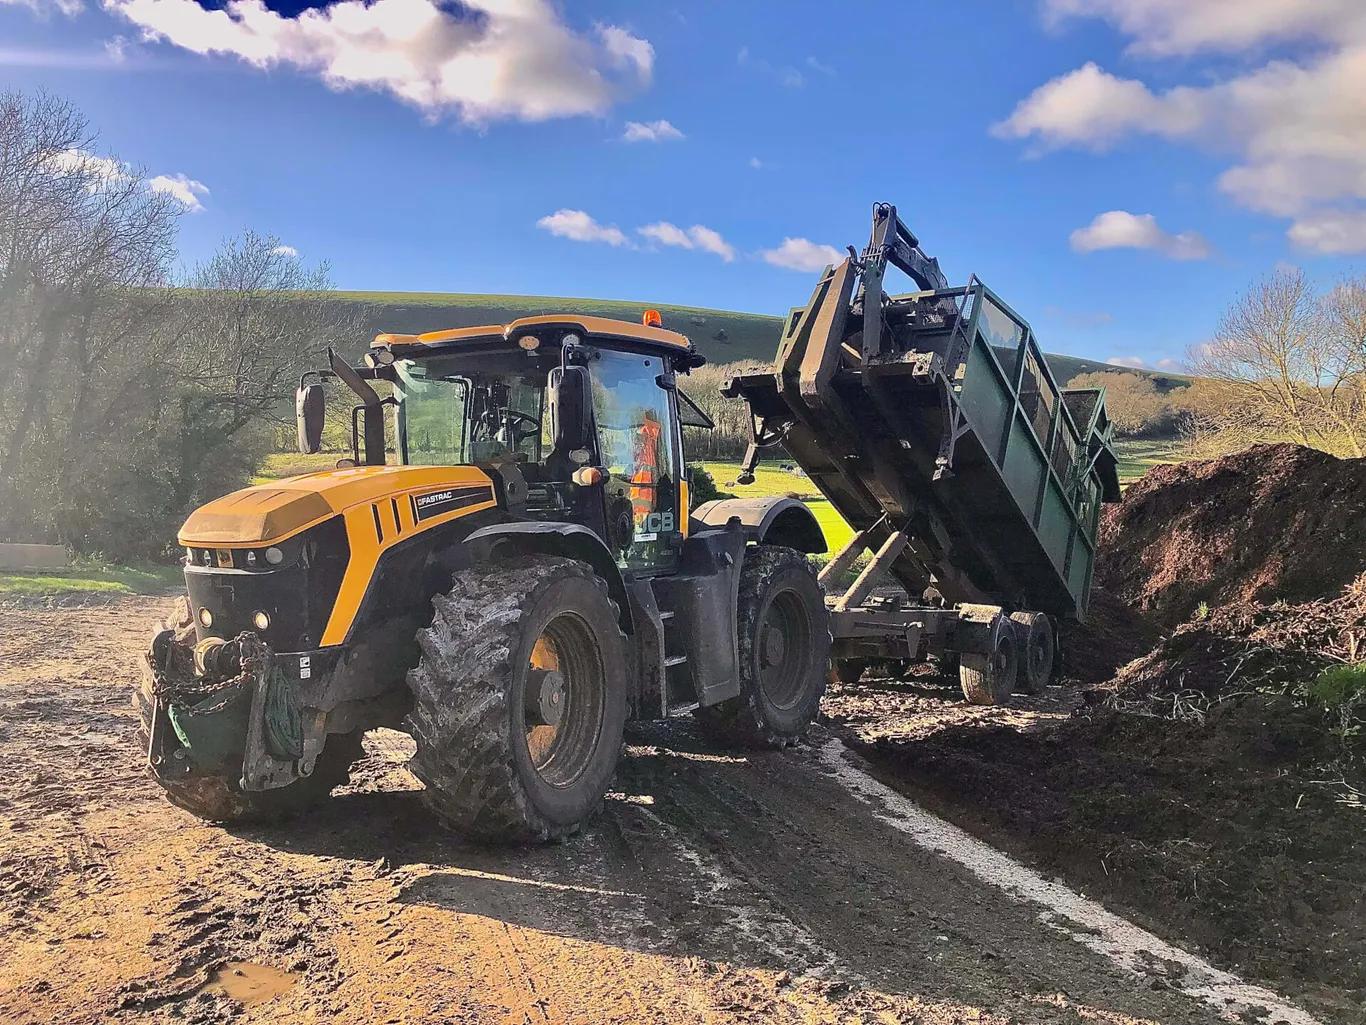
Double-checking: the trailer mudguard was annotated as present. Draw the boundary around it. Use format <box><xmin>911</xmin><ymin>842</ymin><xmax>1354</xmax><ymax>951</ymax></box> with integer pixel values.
<box><xmin>691</xmin><ymin>497</ymin><xmax>826</xmax><ymax>554</ymax></box>
<box><xmin>463</xmin><ymin>521</ymin><xmax>633</xmax><ymax>635</ymax></box>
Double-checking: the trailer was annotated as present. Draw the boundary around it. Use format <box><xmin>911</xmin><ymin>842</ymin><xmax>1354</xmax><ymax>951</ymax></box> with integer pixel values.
<box><xmin>720</xmin><ymin>203</ymin><xmax>1121</xmax><ymax>703</ymax></box>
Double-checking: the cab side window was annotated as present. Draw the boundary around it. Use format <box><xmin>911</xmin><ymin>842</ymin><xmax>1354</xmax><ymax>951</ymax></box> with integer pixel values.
<box><xmin>589</xmin><ymin>349</ymin><xmax>678</xmax><ymax>571</ymax></box>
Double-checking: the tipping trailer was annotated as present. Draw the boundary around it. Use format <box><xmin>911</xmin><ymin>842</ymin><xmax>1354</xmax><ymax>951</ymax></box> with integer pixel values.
<box><xmin>721</xmin><ymin>203</ymin><xmax>1121</xmax><ymax>703</ymax></box>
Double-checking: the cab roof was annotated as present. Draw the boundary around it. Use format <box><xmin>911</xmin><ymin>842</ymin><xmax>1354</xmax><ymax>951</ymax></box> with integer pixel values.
<box><xmin>373</xmin><ymin>314</ymin><xmax>696</xmax><ymax>359</ymax></box>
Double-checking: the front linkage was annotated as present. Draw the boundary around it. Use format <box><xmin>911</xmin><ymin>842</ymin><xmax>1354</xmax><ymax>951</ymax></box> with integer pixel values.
<box><xmin>145</xmin><ymin>628</ymin><xmax>312</xmax><ymax>793</ymax></box>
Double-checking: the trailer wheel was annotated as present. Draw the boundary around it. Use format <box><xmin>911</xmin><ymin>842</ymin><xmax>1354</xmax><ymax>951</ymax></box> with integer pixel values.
<box><xmin>958</xmin><ymin>617</ymin><xmax>1019</xmax><ymax>705</ymax></box>
<box><xmin>406</xmin><ymin>556</ymin><xmax>628</xmax><ymax>844</ymax></box>
<box><xmin>134</xmin><ymin>598</ymin><xmax>363</xmax><ymax>823</ymax></box>
<box><xmin>1009</xmin><ymin>612</ymin><xmax>1055</xmax><ymax>694</ymax></box>
<box><xmin>697</xmin><ymin>545</ymin><xmax>831</xmax><ymax>748</ymax></box>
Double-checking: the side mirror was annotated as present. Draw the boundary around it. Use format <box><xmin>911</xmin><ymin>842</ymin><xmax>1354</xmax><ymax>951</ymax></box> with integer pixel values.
<box><xmin>549</xmin><ymin>366</ymin><xmax>592</xmax><ymax>454</ymax></box>
<box><xmin>296</xmin><ymin>383</ymin><xmax>325</xmax><ymax>454</ymax></box>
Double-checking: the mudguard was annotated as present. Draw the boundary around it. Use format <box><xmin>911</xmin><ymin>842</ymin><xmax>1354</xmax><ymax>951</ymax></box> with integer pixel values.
<box><xmin>463</xmin><ymin>521</ymin><xmax>633</xmax><ymax>634</ymax></box>
<box><xmin>691</xmin><ymin>496</ymin><xmax>826</xmax><ymax>554</ymax></box>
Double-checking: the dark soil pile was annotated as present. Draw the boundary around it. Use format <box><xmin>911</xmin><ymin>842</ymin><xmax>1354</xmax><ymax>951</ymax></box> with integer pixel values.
<box><xmin>1096</xmin><ymin>443</ymin><xmax>1366</xmax><ymax>629</ymax></box>
<box><xmin>1101</xmin><ymin>572</ymin><xmax>1366</xmax><ymax>700</ymax></box>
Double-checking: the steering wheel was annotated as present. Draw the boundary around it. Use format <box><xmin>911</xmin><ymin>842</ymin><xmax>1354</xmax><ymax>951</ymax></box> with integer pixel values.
<box><xmin>503</xmin><ymin>409</ymin><xmax>541</xmax><ymax>446</ymax></box>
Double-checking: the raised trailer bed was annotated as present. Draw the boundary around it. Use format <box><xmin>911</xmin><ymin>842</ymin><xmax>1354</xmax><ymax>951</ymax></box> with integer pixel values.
<box><xmin>726</xmin><ymin>204</ymin><xmax>1121</xmax><ymax>701</ymax></box>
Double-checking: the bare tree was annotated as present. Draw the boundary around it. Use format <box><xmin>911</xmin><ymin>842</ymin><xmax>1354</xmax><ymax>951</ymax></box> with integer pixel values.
<box><xmin>0</xmin><ymin>90</ymin><xmax>180</xmax><ymax>533</ymax></box>
<box><xmin>1189</xmin><ymin>268</ymin><xmax>1366</xmax><ymax>457</ymax></box>
<box><xmin>1066</xmin><ymin>370</ymin><xmax>1177</xmax><ymax>436</ymax></box>
<box><xmin>0</xmin><ymin>89</ymin><xmax>362</xmax><ymax>557</ymax></box>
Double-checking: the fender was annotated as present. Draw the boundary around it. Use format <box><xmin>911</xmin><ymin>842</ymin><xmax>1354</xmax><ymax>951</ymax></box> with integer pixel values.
<box><xmin>691</xmin><ymin>496</ymin><xmax>826</xmax><ymax>554</ymax></box>
<box><xmin>464</xmin><ymin>521</ymin><xmax>634</xmax><ymax>634</ymax></box>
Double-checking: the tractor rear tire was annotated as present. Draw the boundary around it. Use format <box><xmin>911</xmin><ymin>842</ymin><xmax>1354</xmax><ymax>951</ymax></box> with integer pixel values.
<box><xmin>697</xmin><ymin>546</ymin><xmax>831</xmax><ymax>748</ymax></box>
<box><xmin>1009</xmin><ymin>611</ymin><xmax>1055</xmax><ymax>694</ymax></box>
<box><xmin>958</xmin><ymin>616</ymin><xmax>1020</xmax><ymax>706</ymax></box>
<box><xmin>406</xmin><ymin>556</ymin><xmax>628</xmax><ymax>844</ymax></box>
<box><xmin>134</xmin><ymin>598</ymin><xmax>364</xmax><ymax>823</ymax></box>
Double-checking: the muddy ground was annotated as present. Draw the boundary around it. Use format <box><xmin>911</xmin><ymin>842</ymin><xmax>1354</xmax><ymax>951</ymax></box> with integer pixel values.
<box><xmin>0</xmin><ymin>595</ymin><xmax>1358</xmax><ymax>1025</ymax></box>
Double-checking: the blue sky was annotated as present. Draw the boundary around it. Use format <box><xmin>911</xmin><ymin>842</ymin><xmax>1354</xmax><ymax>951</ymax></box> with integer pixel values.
<box><xmin>3</xmin><ymin>0</ymin><xmax>1365</xmax><ymax>371</ymax></box>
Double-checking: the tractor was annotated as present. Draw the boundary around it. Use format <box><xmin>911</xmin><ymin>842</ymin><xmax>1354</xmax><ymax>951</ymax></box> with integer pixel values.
<box><xmin>138</xmin><ymin>312</ymin><xmax>831</xmax><ymax>841</ymax></box>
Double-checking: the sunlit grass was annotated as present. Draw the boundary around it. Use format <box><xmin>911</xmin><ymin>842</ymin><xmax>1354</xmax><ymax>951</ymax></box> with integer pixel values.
<box><xmin>0</xmin><ymin>559</ymin><xmax>182</xmax><ymax>598</ymax></box>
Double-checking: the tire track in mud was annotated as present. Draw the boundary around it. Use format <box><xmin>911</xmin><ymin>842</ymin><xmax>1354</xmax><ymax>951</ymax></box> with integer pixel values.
<box><xmin>613</xmin><ymin>724</ymin><xmax>1279</xmax><ymax>1025</ymax></box>
<box><xmin>812</xmin><ymin>737</ymin><xmax>1322</xmax><ymax>1025</ymax></box>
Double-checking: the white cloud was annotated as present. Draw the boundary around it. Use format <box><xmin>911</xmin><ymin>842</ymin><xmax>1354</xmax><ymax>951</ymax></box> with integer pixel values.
<box><xmin>622</xmin><ymin>118</ymin><xmax>683</xmax><ymax>143</ymax></box>
<box><xmin>148</xmin><ymin>172</ymin><xmax>209</xmax><ymax>211</ymax></box>
<box><xmin>761</xmin><ymin>237</ymin><xmax>843</xmax><ymax>272</ymax></box>
<box><xmin>49</xmin><ymin>147</ymin><xmax>126</xmax><ymax>182</ymax></box>
<box><xmin>271</xmin><ymin>244</ymin><xmax>299</xmax><ymax>258</ymax></box>
<box><xmin>536</xmin><ymin>209</ymin><xmax>628</xmax><ymax>247</ymax></box>
<box><xmin>736</xmin><ymin>44</ymin><xmax>804</xmax><ymax>88</ymax></box>
<box><xmin>103</xmin><ymin>0</ymin><xmax>653</xmax><ymax>124</ymax></box>
<box><xmin>748</xmin><ymin>156</ymin><xmax>762</xmax><ymax>169</ymax></box>
<box><xmin>1070</xmin><ymin>210</ymin><xmax>1211</xmax><ymax>260</ymax></box>
<box><xmin>638</xmin><ymin>221</ymin><xmax>690</xmax><ymax>249</ymax></box>
<box><xmin>1</xmin><ymin>0</ymin><xmax>83</xmax><ymax>15</ymax></box>
<box><xmin>637</xmin><ymin>222</ymin><xmax>735</xmax><ymax>262</ymax></box>
<box><xmin>1102</xmin><ymin>354</ymin><xmax>1185</xmax><ymax>372</ymax></box>
<box><xmin>48</xmin><ymin>148</ymin><xmax>209</xmax><ymax>210</ymax></box>
<box><xmin>1041</xmin><ymin>0</ymin><xmax>1366</xmax><ymax>57</ymax></box>
<box><xmin>1000</xmin><ymin>6</ymin><xmax>1366</xmax><ymax>251</ymax></box>
<box><xmin>1286</xmin><ymin>209</ymin><xmax>1366</xmax><ymax>254</ymax></box>
<box><xmin>687</xmin><ymin>225</ymin><xmax>735</xmax><ymax>262</ymax></box>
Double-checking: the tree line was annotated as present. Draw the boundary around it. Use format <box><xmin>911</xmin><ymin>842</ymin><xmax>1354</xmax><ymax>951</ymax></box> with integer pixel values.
<box><xmin>0</xmin><ymin>91</ymin><xmax>357</xmax><ymax>559</ymax></box>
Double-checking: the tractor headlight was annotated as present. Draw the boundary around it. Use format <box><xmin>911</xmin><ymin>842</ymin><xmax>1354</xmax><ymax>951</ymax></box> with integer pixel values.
<box><xmin>264</xmin><ymin>546</ymin><xmax>284</xmax><ymax>565</ymax></box>
<box><xmin>198</xmin><ymin>607</ymin><xmax>213</xmax><ymax>628</ymax></box>
<box><xmin>252</xmin><ymin>611</ymin><xmax>271</xmax><ymax>631</ymax></box>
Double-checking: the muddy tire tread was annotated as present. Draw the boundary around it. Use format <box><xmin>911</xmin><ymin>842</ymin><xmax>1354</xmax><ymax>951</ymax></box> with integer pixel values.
<box><xmin>696</xmin><ymin>545</ymin><xmax>831</xmax><ymax>749</ymax></box>
<box><xmin>405</xmin><ymin>556</ymin><xmax>624</xmax><ymax>844</ymax></box>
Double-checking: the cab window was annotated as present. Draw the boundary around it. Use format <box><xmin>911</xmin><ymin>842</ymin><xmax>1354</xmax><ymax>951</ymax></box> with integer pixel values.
<box><xmin>589</xmin><ymin>349</ymin><xmax>678</xmax><ymax>571</ymax></box>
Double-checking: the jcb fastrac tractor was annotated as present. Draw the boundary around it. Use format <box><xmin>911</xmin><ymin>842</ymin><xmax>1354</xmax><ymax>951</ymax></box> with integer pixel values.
<box><xmin>139</xmin><ymin>310</ymin><xmax>833</xmax><ymax>841</ymax></box>
<box><xmin>138</xmin><ymin>203</ymin><xmax>1117</xmax><ymax>842</ymax></box>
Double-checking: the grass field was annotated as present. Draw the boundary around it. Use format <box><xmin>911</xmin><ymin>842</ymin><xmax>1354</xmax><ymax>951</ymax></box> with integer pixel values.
<box><xmin>702</xmin><ymin>436</ymin><xmax>1183</xmax><ymax>554</ymax></box>
<box><xmin>326</xmin><ymin>290</ymin><xmax>1187</xmax><ymax>388</ymax></box>
<box><xmin>0</xmin><ymin>559</ymin><xmax>183</xmax><ymax>599</ymax></box>
<box><xmin>1116</xmin><ymin>438</ymin><xmax>1183</xmax><ymax>486</ymax></box>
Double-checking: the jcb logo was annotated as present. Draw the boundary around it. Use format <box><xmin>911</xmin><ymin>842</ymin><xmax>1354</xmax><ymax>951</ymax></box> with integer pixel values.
<box><xmin>642</xmin><ymin>512</ymin><xmax>675</xmax><ymax>533</ymax></box>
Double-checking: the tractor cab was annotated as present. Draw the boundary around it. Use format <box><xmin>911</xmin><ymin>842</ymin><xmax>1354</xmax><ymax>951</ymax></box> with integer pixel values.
<box><xmin>300</xmin><ymin>314</ymin><xmax>714</xmax><ymax>575</ymax></box>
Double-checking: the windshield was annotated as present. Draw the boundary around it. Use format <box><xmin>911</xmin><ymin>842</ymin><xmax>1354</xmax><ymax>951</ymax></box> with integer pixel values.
<box><xmin>395</xmin><ymin>351</ymin><xmax>551</xmax><ymax>468</ymax></box>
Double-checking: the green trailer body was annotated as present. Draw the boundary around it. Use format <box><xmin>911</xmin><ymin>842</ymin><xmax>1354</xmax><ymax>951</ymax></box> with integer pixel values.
<box><xmin>726</xmin><ymin>204</ymin><xmax>1121</xmax><ymax>696</ymax></box>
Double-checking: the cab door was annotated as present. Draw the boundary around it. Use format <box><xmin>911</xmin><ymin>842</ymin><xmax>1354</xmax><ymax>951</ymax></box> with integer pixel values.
<box><xmin>587</xmin><ymin>348</ymin><xmax>682</xmax><ymax>574</ymax></box>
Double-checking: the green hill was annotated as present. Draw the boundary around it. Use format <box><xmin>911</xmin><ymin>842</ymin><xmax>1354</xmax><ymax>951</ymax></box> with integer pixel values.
<box><xmin>330</xmin><ymin>290</ymin><xmax>1185</xmax><ymax>388</ymax></box>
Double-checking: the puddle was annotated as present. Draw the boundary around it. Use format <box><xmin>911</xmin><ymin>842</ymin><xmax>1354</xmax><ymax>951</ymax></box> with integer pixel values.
<box><xmin>196</xmin><ymin>961</ymin><xmax>298</xmax><ymax>1006</ymax></box>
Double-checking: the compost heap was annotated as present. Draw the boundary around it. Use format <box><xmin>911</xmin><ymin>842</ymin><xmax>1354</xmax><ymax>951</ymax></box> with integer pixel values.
<box><xmin>1081</xmin><ymin>442</ymin><xmax>1366</xmax><ymax>703</ymax></box>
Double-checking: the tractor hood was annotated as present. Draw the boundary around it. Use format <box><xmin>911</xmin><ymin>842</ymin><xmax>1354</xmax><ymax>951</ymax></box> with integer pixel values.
<box><xmin>179</xmin><ymin>465</ymin><xmax>497</xmax><ymax>546</ymax></box>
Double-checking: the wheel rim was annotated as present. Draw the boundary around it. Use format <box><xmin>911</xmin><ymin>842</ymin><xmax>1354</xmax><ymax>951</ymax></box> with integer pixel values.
<box><xmin>756</xmin><ymin>586</ymin><xmax>813</xmax><ymax>710</ymax></box>
<box><xmin>525</xmin><ymin>613</ymin><xmax>605</xmax><ymax>789</ymax></box>
<box><xmin>1029</xmin><ymin>632</ymin><xmax>1049</xmax><ymax>678</ymax></box>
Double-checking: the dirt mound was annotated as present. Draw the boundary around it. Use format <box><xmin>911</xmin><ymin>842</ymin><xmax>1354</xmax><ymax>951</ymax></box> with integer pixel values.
<box><xmin>1096</xmin><ymin>443</ymin><xmax>1366</xmax><ymax>629</ymax></box>
<box><xmin>1101</xmin><ymin>573</ymin><xmax>1366</xmax><ymax>700</ymax></box>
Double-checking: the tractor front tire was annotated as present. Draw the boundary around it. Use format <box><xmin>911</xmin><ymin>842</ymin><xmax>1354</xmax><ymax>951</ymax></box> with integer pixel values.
<box><xmin>697</xmin><ymin>545</ymin><xmax>831</xmax><ymax>748</ymax></box>
<box><xmin>406</xmin><ymin>556</ymin><xmax>628</xmax><ymax>844</ymax></box>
